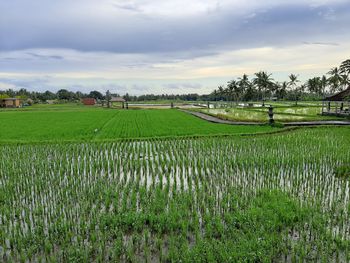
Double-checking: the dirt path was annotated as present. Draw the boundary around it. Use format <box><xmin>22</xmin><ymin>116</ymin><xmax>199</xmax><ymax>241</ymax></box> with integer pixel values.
<box><xmin>180</xmin><ymin>109</ymin><xmax>350</xmax><ymax>126</ymax></box>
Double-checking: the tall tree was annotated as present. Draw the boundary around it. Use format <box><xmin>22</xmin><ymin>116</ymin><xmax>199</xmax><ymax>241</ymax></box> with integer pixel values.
<box><xmin>211</xmin><ymin>89</ymin><xmax>218</xmax><ymax>101</ymax></box>
<box><xmin>227</xmin><ymin>80</ymin><xmax>241</xmax><ymax>105</ymax></box>
<box><xmin>339</xmin><ymin>59</ymin><xmax>350</xmax><ymax>79</ymax></box>
<box><xmin>57</xmin><ymin>89</ymin><xmax>76</xmax><ymax>101</ymax></box>
<box><xmin>89</xmin><ymin>90</ymin><xmax>104</xmax><ymax>100</ymax></box>
<box><xmin>320</xmin><ymin>75</ymin><xmax>328</xmax><ymax>97</ymax></box>
<box><xmin>327</xmin><ymin>67</ymin><xmax>343</xmax><ymax>93</ymax></box>
<box><xmin>237</xmin><ymin>74</ymin><xmax>251</xmax><ymax>101</ymax></box>
<box><xmin>253</xmin><ymin>71</ymin><xmax>274</xmax><ymax>106</ymax></box>
<box><xmin>306</xmin><ymin>77</ymin><xmax>321</xmax><ymax>95</ymax></box>
<box><xmin>217</xmin><ymin>85</ymin><xmax>225</xmax><ymax>101</ymax></box>
<box><xmin>275</xmin><ymin>81</ymin><xmax>288</xmax><ymax>100</ymax></box>
<box><xmin>288</xmin><ymin>74</ymin><xmax>300</xmax><ymax>105</ymax></box>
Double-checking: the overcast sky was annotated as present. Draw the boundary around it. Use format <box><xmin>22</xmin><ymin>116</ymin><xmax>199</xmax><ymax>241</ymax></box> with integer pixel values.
<box><xmin>0</xmin><ymin>0</ymin><xmax>349</xmax><ymax>95</ymax></box>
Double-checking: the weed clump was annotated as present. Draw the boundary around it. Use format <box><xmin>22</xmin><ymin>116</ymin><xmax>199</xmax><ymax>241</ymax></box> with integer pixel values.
<box><xmin>335</xmin><ymin>164</ymin><xmax>350</xmax><ymax>179</ymax></box>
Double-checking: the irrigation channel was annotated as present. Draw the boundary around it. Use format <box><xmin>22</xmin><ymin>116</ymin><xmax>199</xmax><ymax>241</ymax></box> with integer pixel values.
<box><xmin>0</xmin><ymin>128</ymin><xmax>349</xmax><ymax>261</ymax></box>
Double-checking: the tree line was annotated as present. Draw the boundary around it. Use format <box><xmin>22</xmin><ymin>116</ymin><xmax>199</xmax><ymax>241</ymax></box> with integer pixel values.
<box><xmin>211</xmin><ymin>59</ymin><xmax>350</xmax><ymax>105</ymax></box>
<box><xmin>1</xmin><ymin>59</ymin><xmax>349</xmax><ymax>103</ymax></box>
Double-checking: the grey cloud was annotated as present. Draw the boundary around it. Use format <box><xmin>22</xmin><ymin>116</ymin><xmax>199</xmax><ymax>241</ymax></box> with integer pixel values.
<box><xmin>131</xmin><ymin>84</ymin><xmax>151</xmax><ymax>92</ymax></box>
<box><xmin>303</xmin><ymin>41</ymin><xmax>339</xmax><ymax>46</ymax></box>
<box><xmin>112</xmin><ymin>2</ymin><xmax>141</xmax><ymax>12</ymax></box>
<box><xmin>1</xmin><ymin>1</ymin><xmax>349</xmax><ymax>56</ymax></box>
<box><xmin>26</xmin><ymin>53</ymin><xmax>64</xmax><ymax>60</ymax></box>
<box><xmin>163</xmin><ymin>83</ymin><xmax>203</xmax><ymax>90</ymax></box>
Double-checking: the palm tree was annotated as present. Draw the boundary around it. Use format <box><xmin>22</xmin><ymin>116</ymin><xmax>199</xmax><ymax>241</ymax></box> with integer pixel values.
<box><xmin>306</xmin><ymin>77</ymin><xmax>321</xmax><ymax>95</ymax></box>
<box><xmin>276</xmin><ymin>81</ymin><xmax>288</xmax><ymax>100</ymax></box>
<box><xmin>339</xmin><ymin>59</ymin><xmax>350</xmax><ymax>78</ymax></box>
<box><xmin>288</xmin><ymin>74</ymin><xmax>300</xmax><ymax>105</ymax></box>
<box><xmin>253</xmin><ymin>71</ymin><xmax>274</xmax><ymax>106</ymax></box>
<box><xmin>340</xmin><ymin>74</ymin><xmax>349</xmax><ymax>90</ymax></box>
<box><xmin>212</xmin><ymin>89</ymin><xmax>218</xmax><ymax>101</ymax></box>
<box><xmin>237</xmin><ymin>74</ymin><xmax>251</xmax><ymax>101</ymax></box>
<box><xmin>217</xmin><ymin>85</ymin><xmax>225</xmax><ymax>101</ymax></box>
<box><xmin>226</xmin><ymin>80</ymin><xmax>236</xmax><ymax>105</ymax></box>
<box><xmin>327</xmin><ymin>67</ymin><xmax>343</xmax><ymax>93</ymax></box>
<box><xmin>320</xmin><ymin>75</ymin><xmax>328</xmax><ymax>98</ymax></box>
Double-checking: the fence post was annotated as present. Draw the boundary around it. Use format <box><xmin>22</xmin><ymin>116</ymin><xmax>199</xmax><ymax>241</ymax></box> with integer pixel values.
<box><xmin>268</xmin><ymin>105</ymin><xmax>274</xmax><ymax>124</ymax></box>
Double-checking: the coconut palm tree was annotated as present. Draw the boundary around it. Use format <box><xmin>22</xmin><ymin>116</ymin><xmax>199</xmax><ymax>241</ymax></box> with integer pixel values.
<box><xmin>306</xmin><ymin>77</ymin><xmax>322</xmax><ymax>95</ymax></box>
<box><xmin>237</xmin><ymin>74</ymin><xmax>251</xmax><ymax>101</ymax></box>
<box><xmin>339</xmin><ymin>59</ymin><xmax>350</xmax><ymax>79</ymax></box>
<box><xmin>340</xmin><ymin>74</ymin><xmax>349</xmax><ymax>90</ymax></box>
<box><xmin>212</xmin><ymin>89</ymin><xmax>218</xmax><ymax>101</ymax></box>
<box><xmin>253</xmin><ymin>71</ymin><xmax>274</xmax><ymax>106</ymax></box>
<box><xmin>217</xmin><ymin>85</ymin><xmax>225</xmax><ymax>101</ymax></box>
<box><xmin>320</xmin><ymin>75</ymin><xmax>328</xmax><ymax>98</ymax></box>
<box><xmin>288</xmin><ymin>74</ymin><xmax>300</xmax><ymax>105</ymax></box>
<box><xmin>276</xmin><ymin>81</ymin><xmax>288</xmax><ymax>100</ymax></box>
<box><xmin>327</xmin><ymin>67</ymin><xmax>343</xmax><ymax>93</ymax></box>
<box><xmin>226</xmin><ymin>80</ymin><xmax>236</xmax><ymax>105</ymax></box>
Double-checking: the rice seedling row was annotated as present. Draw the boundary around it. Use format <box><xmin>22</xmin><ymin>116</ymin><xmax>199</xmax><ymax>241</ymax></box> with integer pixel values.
<box><xmin>0</xmin><ymin>127</ymin><xmax>349</xmax><ymax>262</ymax></box>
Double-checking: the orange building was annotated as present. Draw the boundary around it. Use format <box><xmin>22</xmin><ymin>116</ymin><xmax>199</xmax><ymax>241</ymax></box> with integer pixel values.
<box><xmin>82</xmin><ymin>98</ymin><xmax>96</xmax><ymax>105</ymax></box>
<box><xmin>0</xmin><ymin>98</ymin><xmax>21</xmax><ymax>108</ymax></box>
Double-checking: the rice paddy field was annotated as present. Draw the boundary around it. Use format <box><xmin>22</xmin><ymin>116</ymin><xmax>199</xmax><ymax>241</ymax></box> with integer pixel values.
<box><xmin>0</xmin><ymin>105</ymin><xmax>276</xmax><ymax>143</ymax></box>
<box><xmin>1</xmin><ymin>104</ymin><xmax>350</xmax><ymax>262</ymax></box>
<box><xmin>198</xmin><ymin>105</ymin><xmax>343</xmax><ymax>123</ymax></box>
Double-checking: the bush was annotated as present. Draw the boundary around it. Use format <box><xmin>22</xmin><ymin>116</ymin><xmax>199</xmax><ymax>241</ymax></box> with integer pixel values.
<box><xmin>270</xmin><ymin>122</ymin><xmax>285</xmax><ymax>128</ymax></box>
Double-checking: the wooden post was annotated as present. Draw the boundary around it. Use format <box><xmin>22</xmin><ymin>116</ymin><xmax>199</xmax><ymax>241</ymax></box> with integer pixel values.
<box><xmin>268</xmin><ymin>105</ymin><xmax>274</xmax><ymax>124</ymax></box>
<box><xmin>122</xmin><ymin>102</ymin><xmax>124</xmax><ymax>109</ymax></box>
<box><xmin>106</xmin><ymin>90</ymin><xmax>111</xmax><ymax>108</ymax></box>
<box><xmin>126</xmin><ymin>102</ymin><xmax>128</xmax><ymax>109</ymax></box>
<box><xmin>207</xmin><ymin>101</ymin><xmax>210</xmax><ymax>108</ymax></box>
<box><xmin>322</xmin><ymin>101</ymin><xmax>324</xmax><ymax>114</ymax></box>
<box><xmin>171</xmin><ymin>102</ymin><xmax>174</xmax><ymax>108</ymax></box>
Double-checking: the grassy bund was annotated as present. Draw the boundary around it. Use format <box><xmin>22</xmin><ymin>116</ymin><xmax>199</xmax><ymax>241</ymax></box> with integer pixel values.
<box><xmin>0</xmin><ymin>104</ymin><xmax>349</xmax><ymax>262</ymax></box>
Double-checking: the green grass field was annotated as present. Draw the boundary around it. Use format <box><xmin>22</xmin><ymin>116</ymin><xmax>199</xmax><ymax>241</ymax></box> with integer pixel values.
<box><xmin>0</xmin><ymin>105</ymin><xmax>277</xmax><ymax>143</ymax></box>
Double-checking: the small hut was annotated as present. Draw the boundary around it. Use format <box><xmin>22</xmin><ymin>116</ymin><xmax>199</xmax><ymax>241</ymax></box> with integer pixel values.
<box><xmin>0</xmin><ymin>98</ymin><xmax>21</xmax><ymax>108</ymax></box>
<box><xmin>322</xmin><ymin>87</ymin><xmax>350</xmax><ymax>116</ymax></box>
<box><xmin>110</xmin><ymin>97</ymin><xmax>126</xmax><ymax>108</ymax></box>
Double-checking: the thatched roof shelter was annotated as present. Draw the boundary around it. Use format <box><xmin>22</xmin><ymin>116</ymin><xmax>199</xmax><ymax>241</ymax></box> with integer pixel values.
<box><xmin>110</xmin><ymin>97</ymin><xmax>126</xmax><ymax>102</ymax></box>
<box><xmin>325</xmin><ymin>86</ymin><xmax>350</xmax><ymax>101</ymax></box>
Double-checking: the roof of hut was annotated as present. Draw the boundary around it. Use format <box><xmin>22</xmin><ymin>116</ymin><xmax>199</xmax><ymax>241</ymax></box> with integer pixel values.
<box><xmin>110</xmin><ymin>97</ymin><xmax>126</xmax><ymax>102</ymax></box>
<box><xmin>325</xmin><ymin>86</ymin><xmax>350</xmax><ymax>101</ymax></box>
